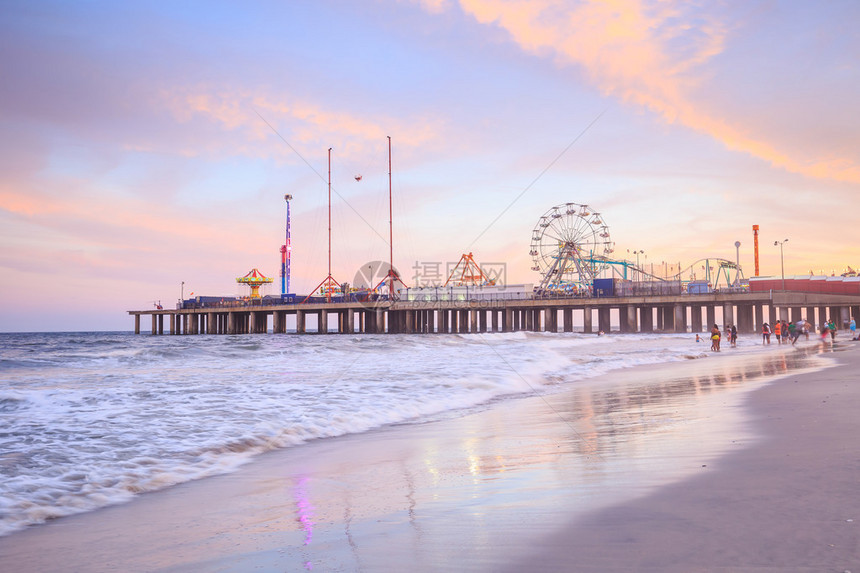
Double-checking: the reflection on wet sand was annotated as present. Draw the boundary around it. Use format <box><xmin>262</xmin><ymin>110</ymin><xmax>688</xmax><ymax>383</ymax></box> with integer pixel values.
<box><xmin>291</xmin><ymin>476</ymin><xmax>314</xmax><ymax>570</ymax></box>
<box><xmin>272</xmin><ymin>347</ymin><xmax>832</xmax><ymax>571</ymax></box>
<box><xmin>560</xmin><ymin>347</ymin><xmax>825</xmax><ymax>462</ymax></box>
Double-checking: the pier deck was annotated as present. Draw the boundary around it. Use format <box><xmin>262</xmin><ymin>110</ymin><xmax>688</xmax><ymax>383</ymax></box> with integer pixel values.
<box><xmin>129</xmin><ymin>291</ymin><xmax>860</xmax><ymax>336</ymax></box>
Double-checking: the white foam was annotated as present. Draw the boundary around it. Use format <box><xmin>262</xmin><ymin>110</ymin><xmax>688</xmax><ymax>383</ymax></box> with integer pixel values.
<box><xmin>0</xmin><ymin>330</ymin><xmax>766</xmax><ymax>536</ymax></box>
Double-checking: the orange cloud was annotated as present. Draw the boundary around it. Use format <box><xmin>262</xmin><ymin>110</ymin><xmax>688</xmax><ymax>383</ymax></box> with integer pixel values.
<box><xmin>447</xmin><ymin>0</ymin><xmax>860</xmax><ymax>184</ymax></box>
<box><xmin>0</xmin><ymin>189</ymin><xmax>61</xmax><ymax>217</ymax></box>
<box><xmin>161</xmin><ymin>86</ymin><xmax>441</xmax><ymax>160</ymax></box>
<box><xmin>415</xmin><ymin>0</ymin><xmax>452</xmax><ymax>14</ymax></box>
<box><xmin>0</xmin><ymin>177</ymin><xmax>267</xmax><ymax>261</ymax></box>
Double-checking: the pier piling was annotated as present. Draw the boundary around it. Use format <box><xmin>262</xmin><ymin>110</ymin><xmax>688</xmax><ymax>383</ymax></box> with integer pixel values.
<box><xmin>130</xmin><ymin>292</ymin><xmax>859</xmax><ymax>337</ymax></box>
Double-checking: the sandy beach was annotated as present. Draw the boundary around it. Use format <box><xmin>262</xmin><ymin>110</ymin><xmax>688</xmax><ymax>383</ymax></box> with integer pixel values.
<box><xmin>507</xmin><ymin>342</ymin><xmax>860</xmax><ymax>573</ymax></box>
<box><xmin>1</xmin><ymin>340</ymin><xmax>858</xmax><ymax>572</ymax></box>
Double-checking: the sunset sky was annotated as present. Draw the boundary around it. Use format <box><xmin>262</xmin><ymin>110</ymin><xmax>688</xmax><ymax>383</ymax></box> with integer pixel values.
<box><xmin>1</xmin><ymin>0</ymin><xmax>858</xmax><ymax>332</ymax></box>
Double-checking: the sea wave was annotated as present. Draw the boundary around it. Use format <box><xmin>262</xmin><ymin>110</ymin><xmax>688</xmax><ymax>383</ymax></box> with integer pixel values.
<box><xmin>0</xmin><ymin>330</ymin><xmax>746</xmax><ymax>536</ymax></box>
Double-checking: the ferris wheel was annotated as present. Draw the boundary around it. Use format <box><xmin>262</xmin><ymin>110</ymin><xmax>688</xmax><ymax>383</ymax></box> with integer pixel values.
<box><xmin>529</xmin><ymin>202</ymin><xmax>614</xmax><ymax>291</ymax></box>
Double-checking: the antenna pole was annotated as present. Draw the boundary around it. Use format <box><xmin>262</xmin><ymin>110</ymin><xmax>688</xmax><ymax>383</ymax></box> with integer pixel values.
<box><xmin>328</xmin><ymin>147</ymin><xmax>332</xmax><ymax>279</ymax></box>
<box><xmin>388</xmin><ymin>136</ymin><xmax>394</xmax><ymax>299</ymax></box>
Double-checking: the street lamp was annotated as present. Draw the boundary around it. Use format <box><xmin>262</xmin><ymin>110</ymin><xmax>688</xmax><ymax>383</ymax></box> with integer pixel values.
<box><xmin>774</xmin><ymin>239</ymin><xmax>788</xmax><ymax>290</ymax></box>
<box><xmin>633</xmin><ymin>250</ymin><xmax>645</xmax><ymax>281</ymax></box>
<box><xmin>734</xmin><ymin>241</ymin><xmax>741</xmax><ymax>286</ymax></box>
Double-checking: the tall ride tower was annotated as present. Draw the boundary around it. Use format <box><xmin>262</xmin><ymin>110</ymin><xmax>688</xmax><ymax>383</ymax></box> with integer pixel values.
<box><xmin>280</xmin><ymin>194</ymin><xmax>293</xmax><ymax>297</ymax></box>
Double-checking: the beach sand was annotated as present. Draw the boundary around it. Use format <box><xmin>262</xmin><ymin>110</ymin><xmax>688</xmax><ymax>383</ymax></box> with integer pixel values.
<box><xmin>1</xmin><ymin>341</ymin><xmax>858</xmax><ymax>572</ymax></box>
<box><xmin>508</xmin><ymin>342</ymin><xmax>860</xmax><ymax>573</ymax></box>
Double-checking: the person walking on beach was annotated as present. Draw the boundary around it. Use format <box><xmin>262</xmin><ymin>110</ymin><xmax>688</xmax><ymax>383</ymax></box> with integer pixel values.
<box><xmin>711</xmin><ymin>324</ymin><xmax>721</xmax><ymax>352</ymax></box>
<box><xmin>782</xmin><ymin>320</ymin><xmax>790</xmax><ymax>344</ymax></box>
<box><xmin>789</xmin><ymin>320</ymin><xmax>801</xmax><ymax>345</ymax></box>
<box><xmin>774</xmin><ymin>320</ymin><xmax>782</xmax><ymax>344</ymax></box>
<box><xmin>762</xmin><ymin>322</ymin><xmax>771</xmax><ymax>344</ymax></box>
<box><xmin>730</xmin><ymin>325</ymin><xmax>738</xmax><ymax>347</ymax></box>
<box><xmin>851</xmin><ymin>317</ymin><xmax>857</xmax><ymax>340</ymax></box>
<box><xmin>827</xmin><ymin>318</ymin><xmax>837</xmax><ymax>341</ymax></box>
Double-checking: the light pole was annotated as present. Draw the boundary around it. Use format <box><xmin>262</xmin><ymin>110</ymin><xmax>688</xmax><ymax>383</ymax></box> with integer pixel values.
<box><xmin>180</xmin><ymin>281</ymin><xmax>185</xmax><ymax>309</ymax></box>
<box><xmin>774</xmin><ymin>239</ymin><xmax>788</xmax><ymax>290</ymax></box>
<box><xmin>633</xmin><ymin>250</ymin><xmax>645</xmax><ymax>281</ymax></box>
<box><xmin>734</xmin><ymin>241</ymin><xmax>741</xmax><ymax>286</ymax></box>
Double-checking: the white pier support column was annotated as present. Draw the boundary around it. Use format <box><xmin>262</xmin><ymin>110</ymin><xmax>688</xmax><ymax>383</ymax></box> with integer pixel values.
<box><xmin>627</xmin><ymin>306</ymin><xmax>638</xmax><ymax>333</ymax></box>
<box><xmin>674</xmin><ymin>304</ymin><xmax>686</xmax><ymax>333</ymax></box>
<box><xmin>721</xmin><ymin>303</ymin><xmax>734</xmax><ymax>328</ymax></box>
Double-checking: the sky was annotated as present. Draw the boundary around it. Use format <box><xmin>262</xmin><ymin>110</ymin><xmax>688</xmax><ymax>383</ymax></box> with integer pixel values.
<box><xmin>1</xmin><ymin>0</ymin><xmax>858</xmax><ymax>332</ymax></box>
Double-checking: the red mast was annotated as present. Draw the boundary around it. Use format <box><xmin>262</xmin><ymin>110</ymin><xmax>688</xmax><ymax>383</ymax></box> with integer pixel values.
<box><xmin>373</xmin><ymin>136</ymin><xmax>406</xmax><ymax>299</ymax></box>
<box><xmin>302</xmin><ymin>147</ymin><xmax>341</xmax><ymax>303</ymax></box>
<box><xmin>752</xmin><ymin>224</ymin><xmax>760</xmax><ymax>277</ymax></box>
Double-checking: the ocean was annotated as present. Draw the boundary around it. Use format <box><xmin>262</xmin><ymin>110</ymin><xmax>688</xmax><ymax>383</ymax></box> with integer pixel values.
<box><xmin>0</xmin><ymin>330</ymin><xmax>816</xmax><ymax>537</ymax></box>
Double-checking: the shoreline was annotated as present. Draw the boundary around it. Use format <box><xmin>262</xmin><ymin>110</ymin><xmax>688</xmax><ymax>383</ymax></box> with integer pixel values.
<box><xmin>505</xmin><ymin>341</ymin><xmax>860</xmax><ymax>572</ymax></box>
<box><xmin>0</xmin><ymin>341</ymin><xmax>853</xmax><ymax>571</ymax></box>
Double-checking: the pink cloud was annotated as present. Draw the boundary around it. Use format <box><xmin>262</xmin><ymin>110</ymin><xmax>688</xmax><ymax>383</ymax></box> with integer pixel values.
<box><xmin>442</xmin><ymin>0</ymin><xmax>860</xmax><ymax>184</ymax></box>
<box><xmin>160</xmin><ymin>86</ymin><xmax>443</xmax><ymax>161</ymax></box>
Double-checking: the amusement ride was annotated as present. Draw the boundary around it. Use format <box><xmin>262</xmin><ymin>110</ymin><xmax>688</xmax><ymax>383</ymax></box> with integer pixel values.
<box><xmin>528</xmin><ymin>201</ymin><xmax>746</xmax><ymax>295</ymax></box>
<box><xmin>529</xmin><ymin>202</ymin><xmax>615</xmax><ymax>293</ymax></box>
<box><xmin>445</xmin><ymin>252</ymin><xmax>496</xmax><ymax>287</ymax></box>
<box><xmin>236</xmin><ymin>268</ymin><xmax>273</xmax><ymax>298</ymax></box>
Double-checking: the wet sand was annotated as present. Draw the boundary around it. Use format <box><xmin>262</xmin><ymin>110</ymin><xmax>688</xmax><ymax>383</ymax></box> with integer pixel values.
<box><xmin>1</xmin><ymin>341</ymin><xmax>856</xmax><ymax>572</ymax></box>
<box><xmin>506</xmin><ymin>341</ymin><xmax>860</xmax><ymax>573</ymax></box>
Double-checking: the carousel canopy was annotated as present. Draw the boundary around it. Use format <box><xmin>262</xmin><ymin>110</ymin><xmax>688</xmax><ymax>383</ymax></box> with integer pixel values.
<box><xmin>236</xmin><ymin>268</ymin><xmax>273</xmax><ymax>285</ymax></box>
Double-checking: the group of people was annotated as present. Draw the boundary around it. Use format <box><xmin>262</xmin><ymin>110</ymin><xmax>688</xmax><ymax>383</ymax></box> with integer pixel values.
<box><xmin>701</xmin><ymin>317</ymin><xmax>856</xmax><ymax>352</ymax></box>
<box><xmin>707</xmin><ymin>323</ymin><xmax>736</xmax><ymax>351</ymax></box>
<box><xmin>761</xmin><ymin>319</ymin><xmax>811</xmax><ymax>345</ymax></box>
<box><xmin>761</xmin><ymin>317</ymin><xmax>851</xmax><ymax>346</ymax></box>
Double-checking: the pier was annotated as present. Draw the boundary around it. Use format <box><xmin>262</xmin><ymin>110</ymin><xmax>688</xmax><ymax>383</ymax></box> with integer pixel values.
<box><xmin>129</xmin><ymin>291</ymin><xmax>860</xmax><ymax>335</ymax></box>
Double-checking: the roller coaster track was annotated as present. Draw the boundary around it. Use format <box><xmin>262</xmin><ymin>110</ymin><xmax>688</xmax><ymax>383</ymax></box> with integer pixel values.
<box><xmin>592</xmin><ymin>257</ymin><xmax>744</xmax><ymax>289</ymax></box>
